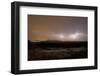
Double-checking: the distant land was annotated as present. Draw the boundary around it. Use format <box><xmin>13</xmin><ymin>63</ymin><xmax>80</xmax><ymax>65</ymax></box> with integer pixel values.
<box><xmin>28</xmin><ymin>40</ymin><xmax>88</xmax><ymax>48</ymax></box>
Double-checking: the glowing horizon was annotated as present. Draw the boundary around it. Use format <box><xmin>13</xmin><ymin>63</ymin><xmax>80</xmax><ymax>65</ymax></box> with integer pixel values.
<box><xmin>28</xmin><ymin>15</ymin><xmax>87</xmax><ymax>42</ymax></box>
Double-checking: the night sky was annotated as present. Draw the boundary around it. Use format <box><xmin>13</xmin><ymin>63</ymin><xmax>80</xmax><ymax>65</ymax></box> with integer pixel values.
<box><xmin>28</xmin><ymin>15</ymin><xmax>88</xmax><ymax>42</ymax></box>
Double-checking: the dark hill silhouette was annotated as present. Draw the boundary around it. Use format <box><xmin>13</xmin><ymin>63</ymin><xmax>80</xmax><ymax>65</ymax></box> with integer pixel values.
<box><xmin>28</xmin><ymin>40</ymin><xmax>88</xmax><ymax>61</ymax></box>
<box><xmin>28</xmin><ymin>40</ymin><xmax>87</xmax><ymax>48</ymax></box>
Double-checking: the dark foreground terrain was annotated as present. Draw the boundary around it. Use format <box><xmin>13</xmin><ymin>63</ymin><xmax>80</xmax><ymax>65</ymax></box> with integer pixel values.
<box><xmin>28</xmin><ymin>40</ymin><xmax>88</xmax><ymax>61</ymax></box>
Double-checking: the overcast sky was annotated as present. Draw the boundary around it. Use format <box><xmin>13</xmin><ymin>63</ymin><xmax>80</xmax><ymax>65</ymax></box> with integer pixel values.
<box><xmin>28</xmin><ymin>15</ymin><xmax>88</xmax><ymax>42</ymax></box>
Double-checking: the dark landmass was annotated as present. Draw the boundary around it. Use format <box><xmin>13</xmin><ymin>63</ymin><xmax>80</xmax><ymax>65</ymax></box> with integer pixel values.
<box><xmin>28</xmin><ymin>40</ymin><xmax>88</xmax><ymax>61</ymax></box>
